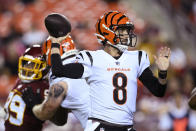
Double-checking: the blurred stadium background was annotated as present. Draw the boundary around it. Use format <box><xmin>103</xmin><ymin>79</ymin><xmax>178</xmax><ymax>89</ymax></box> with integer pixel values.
<box><xmin>0</xmin><ymin>0</ymin><xmax>196</xmax><ymax>130</ymax></box>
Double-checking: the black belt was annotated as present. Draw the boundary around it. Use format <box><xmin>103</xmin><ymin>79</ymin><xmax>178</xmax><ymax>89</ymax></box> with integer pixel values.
<box><xmin>88</xmin><ymin>117</ymin><xmax>133</xmax><ymax>129</ymax></box>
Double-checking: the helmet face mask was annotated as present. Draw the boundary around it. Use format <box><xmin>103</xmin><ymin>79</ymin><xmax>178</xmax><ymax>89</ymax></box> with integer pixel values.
<box><xmin>18</xmin><ymin>45</ymin><xmax>47</xmax><ymax>82</ymax></box>
<box><xmin>95</xmin><ymin>11</ymin><xmax>137</xmax><ymax>51</ymax></box>
<box><xmin>115</xmin><ymin>26</ymin><xmax>137</xmax><ymax>47</ymax></box>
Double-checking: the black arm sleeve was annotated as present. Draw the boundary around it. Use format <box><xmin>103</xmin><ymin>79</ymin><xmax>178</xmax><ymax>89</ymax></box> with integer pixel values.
<box><xmin>51</xmin><ymin>54</ymin><xmax>84</xmax><ymax>78</ymax></box>
<box><xmin>139</xmin><ymin>67</ymin><xmax>167</xmax><ymax>97</ymax></box>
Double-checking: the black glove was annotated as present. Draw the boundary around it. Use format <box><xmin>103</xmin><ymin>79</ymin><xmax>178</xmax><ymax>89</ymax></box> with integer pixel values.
<box><xmin>21</xmin><ymin>86</ymin><xmax>42</xmax><ymax>109</ymax></box>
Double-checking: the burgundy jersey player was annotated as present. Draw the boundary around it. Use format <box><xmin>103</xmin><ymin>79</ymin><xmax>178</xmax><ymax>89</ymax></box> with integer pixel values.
<box><xmin>4</xmin><ymin>45</ymin><xmax>53</xmax><ymax>131</ymax></box>
<box><xmin>4</xmin><ymin>80</ymin><xmax>49</xmax><ymax>131</ymax></box>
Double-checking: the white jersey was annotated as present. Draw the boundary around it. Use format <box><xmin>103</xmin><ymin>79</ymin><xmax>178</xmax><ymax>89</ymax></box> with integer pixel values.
<box><xmin>49</xmin><ymin>55</ymin><xmax>90</xmax><ymax>129</ymax></box>
<box><xmin>76</xmin><ymin>49</ymin><xmax>150</xmax><ymax>125</ymax></box>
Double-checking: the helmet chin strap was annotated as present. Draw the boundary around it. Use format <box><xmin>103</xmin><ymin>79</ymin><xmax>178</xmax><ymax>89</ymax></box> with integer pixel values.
<box><xmin>115</xmin><ymin>44</ymin><xmax>128</xmax><ymax>52</ymax></box>
<box><xmin>117</xmin><ymin>36</ymin><xmax>130</xmax><ymax>51</ymax></box>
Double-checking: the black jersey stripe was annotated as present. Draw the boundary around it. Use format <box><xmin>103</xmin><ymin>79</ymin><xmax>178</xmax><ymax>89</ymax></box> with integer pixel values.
<box><xmin>78</xmin><ymin>53</ymin><xmax>84</xmax><ymax>60</ymax></box>
<box><xmin>61</xmin><ymin>54</ymin><xmax>76</xmax><ymax>62</ymax></box>
<box><xmin>85</xmin><ymin>51</ymin><xmax>93</xmax><ymax>66</ymax></box>
<box><xmin>138</xmin><ymin>51</ymin><xmax>142</xmax><ymax>66</ymax></box>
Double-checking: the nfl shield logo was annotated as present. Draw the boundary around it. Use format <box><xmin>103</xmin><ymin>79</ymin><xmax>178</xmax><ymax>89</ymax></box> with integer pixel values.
<box><xmin>115</xmin><ymin>61</ymin><xmax>120</xmax><ymax>65</ymax></box>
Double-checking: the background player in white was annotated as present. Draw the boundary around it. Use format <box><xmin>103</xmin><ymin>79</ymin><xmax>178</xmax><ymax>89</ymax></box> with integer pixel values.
<box><xmin>31</xmin><ymin>13</ymin><xmax>90</xmax><ymax>129</ymax></box>
<box><xmin>48</xmin><ymin>47</ymin><xmax>90</xmax><ymax>129</ymax></box>
<box><xmin>49</xmin><ymin>11</ymin><xmax>171</xmax><ymax>131</ymax></box>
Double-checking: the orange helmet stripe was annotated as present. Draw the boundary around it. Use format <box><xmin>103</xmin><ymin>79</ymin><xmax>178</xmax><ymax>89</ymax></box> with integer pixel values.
<box><xmin>105</xmin><ymin>11</ymin><xmax>117</xmax><ymax>27</ymax></box>
<box><xmin>95</xmin><ymin>11</ymin><xmax>133</xmax><ymax>46</ymax></box>
<box><xmin>110</xmin><ymin>12</ymin><xmax>121</xmax><ymax>26</ymax></box>
<box><xmin>117</xmin><ymin>15</ymin><xmax>126</xmax><ymax>25</ymax></box>
<box><xmin>42</xmin><ymin>41</ymin><xmax>47</xmax><ymax>55</ymax></box>
<box><xmin>104</xmin><ymin>11</ymin><xmax>113</xmax><ymax>25</ymax></box>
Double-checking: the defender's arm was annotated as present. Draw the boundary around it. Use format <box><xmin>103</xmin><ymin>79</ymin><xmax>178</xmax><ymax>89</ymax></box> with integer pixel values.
<box><xmin>32</xmin><ymin>81</ymin><xmax>68</xmax><ymax>121</ymax></box>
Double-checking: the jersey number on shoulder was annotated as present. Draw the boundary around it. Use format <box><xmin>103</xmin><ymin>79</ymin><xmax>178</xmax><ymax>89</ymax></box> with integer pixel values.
<box><xmin>4</xmin><ymin>91</ymin><xmax>26</xmax><ymax>126</ymax></box>
<box><xmin>113</xmin><ymin>72</ymin><xmax>127</xmax><ymax>105</ymax></box>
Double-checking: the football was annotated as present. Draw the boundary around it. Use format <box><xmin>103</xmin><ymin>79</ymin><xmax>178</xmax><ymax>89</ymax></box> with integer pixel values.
<box><xmin>44</xmin><ymin>13</ymin><xmax>71</xmax><ymax>38</ymax></box>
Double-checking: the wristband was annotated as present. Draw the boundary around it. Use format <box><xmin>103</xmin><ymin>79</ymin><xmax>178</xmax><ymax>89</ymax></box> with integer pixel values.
<box><xmin>158</xmin><ymin>70</ymin><xmax>167</xmax><ymax>79</ymax></box>
<box><xmin>51</xmin><ymin>43</ymin><xmax>60</xmax><ymax>49</ymax></box>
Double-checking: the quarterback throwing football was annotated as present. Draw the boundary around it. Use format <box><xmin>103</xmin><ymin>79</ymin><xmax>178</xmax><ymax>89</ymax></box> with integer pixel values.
<box><xmin>49</xmin><ymin>11</ymin><xmax>171</xmax><ymax>131</ymax></box>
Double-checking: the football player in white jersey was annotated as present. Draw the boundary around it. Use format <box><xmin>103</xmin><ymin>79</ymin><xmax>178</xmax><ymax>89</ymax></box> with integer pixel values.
<box><xmin>23</xmin><ymin>13</ymin><xmax>90</xmax><ymax>129</ymax></box>
<box><xmin>49</xmin><ymin>11</ymin><xmax>171</xmax><ymax>131</ymax></box>
<box><xmin>31</xmin><ymin>36</ymin><xmax>90</xmax><ymax>129</ymax></box>
<box><xmin>48</xmin><ymin>48</ymin><xmax>90</xmax><ymax>128</ymax></box>
<box><xmin>47</xmin><ymin>35</ymin><xmax>90</xmax><ymax>128</ymax></box>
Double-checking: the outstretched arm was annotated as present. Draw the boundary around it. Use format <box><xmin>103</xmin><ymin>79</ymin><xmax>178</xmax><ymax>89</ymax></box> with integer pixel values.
<box><xmin>154</xmin><ymin>47</ymin><xmax>171</xmax><ymax>85</ymax></box>
<box><xmin>139</xmin><ymin>68</ymin><xmax>167</xmax><ymax>97</ymax></box>
<box><xmin>32</xmin><ymin>81</ymin><xmax>68</xmax><ymax>121</ymax></box>
<box><xmin>139</xmin><ymin>47</ymin><xmax>171</xmax><ymax>97</ymax></box>
<box><xmin>21</xmin><ymin>83</ymin><xmax>68</xmax><ymax>125</ymax></box>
